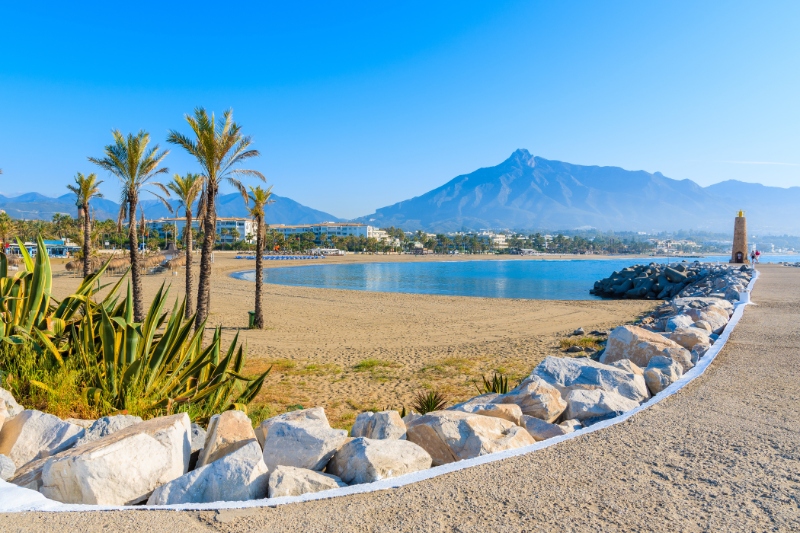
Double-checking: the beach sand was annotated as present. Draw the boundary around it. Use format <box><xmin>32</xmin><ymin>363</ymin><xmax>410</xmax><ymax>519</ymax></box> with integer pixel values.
<box><xmin>49</xmin><ymin>252</ymin><xmax>655</xmax><ymax>427</ymax></box>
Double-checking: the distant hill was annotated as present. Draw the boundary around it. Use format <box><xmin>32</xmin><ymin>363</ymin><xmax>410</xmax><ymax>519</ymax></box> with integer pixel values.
<box><xmin>0</xmin><ymin>192</ymin><xmax>341</xmax><ymax>226</ymax></box>
<box><xmin>356</xmin><ymin>149</ymin><xmax>800</xmax><ymax>234</ymax></box>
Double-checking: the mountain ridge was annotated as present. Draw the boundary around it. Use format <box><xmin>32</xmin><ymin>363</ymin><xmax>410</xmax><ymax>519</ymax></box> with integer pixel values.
<box><xmin>356</xmin><ymin>149</ymin><xmax>799</xmax><ymax>234</ymax></box>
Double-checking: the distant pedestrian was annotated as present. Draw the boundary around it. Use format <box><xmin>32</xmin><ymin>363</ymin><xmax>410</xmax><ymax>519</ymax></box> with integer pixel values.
<box><xmin>750</xmin><ymin>250</ymin><xmax>756</xmax><ymax>264</ymax></box>
<box><xmin>755</xmin><ymin>250</ymin><xmax>761</xmax><ymax>264</ymax></box>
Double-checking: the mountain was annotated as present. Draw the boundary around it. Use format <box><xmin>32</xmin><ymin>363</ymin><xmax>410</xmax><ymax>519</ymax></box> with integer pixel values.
<box><xmin>0</xmin><ymin>192</ymin><xmax>340</xmax><ymax>225</ymax></box>
<box><xmin>357</xmin><ymin>149</ymin><xmax>800</xmax><ymax>234</ymax></box>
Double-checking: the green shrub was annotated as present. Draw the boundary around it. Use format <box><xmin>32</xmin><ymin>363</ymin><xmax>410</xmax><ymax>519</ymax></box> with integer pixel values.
<box><xmin>410</xmin><ymin>390</ymin><xmax>448</xmax><ymax>414</ymax></box>
<box><xmin>0</xmin><ymin>236</ymin><xmax>270</xmax><ymax>423</ymax></box>
<box><xmin>475</xmin><ymin>372</ymin><xmax>510</xmax><ymax>395</ymax></box>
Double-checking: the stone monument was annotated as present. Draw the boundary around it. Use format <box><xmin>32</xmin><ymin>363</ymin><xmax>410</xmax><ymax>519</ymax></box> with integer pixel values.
<box><xmin>730</xmin><ymin>211</ymin><xmax>748</xmax><ymax>264</ymax></box>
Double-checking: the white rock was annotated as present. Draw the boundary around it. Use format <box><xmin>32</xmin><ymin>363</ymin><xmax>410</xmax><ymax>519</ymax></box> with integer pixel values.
<box><xmin>558</xmin><ymin>419</ymin><xmax>582</xmax><ymax>432</ymax></box>
<box><xmin>11</xmin><ymin>413</ymin><xmax>191</xmax><ymax>504</ymax></box>
<box><xmin>686</xmin><ymin>305</ymin><xmax>729</xmax><ymax>333</ymax></box>
<box><xmin>492</xmin><ymin>377</ymin><xmax>567</xmax><ymax>423</ymax></box>
<box><xmin>190</xmin><ymin>423</ymin><xmax>206</xmax><ymax>454</ymax></box>
<box><xmin>64</xmin><ymin>418</ymin><xmax>95</xmax><ymax>429</ymax></box>
<box><xmin>532</xmin><ymin>356</ymin><xmax>650</xmax><ymax>403</ymax></box>
<box><xmin>0</xmin><ymin>388</ymin><xmax>23</xmax><ymax>417</ymax></box>
<box><xmin>600</xmin><ymin>325</ymin><xmax>694</xmax><ymax>373</ymax></box>
<box><xmin>608</xmin><ymin>359</ymin><xmax>644</xmax><ymax>376</ymax></box>
<box><xmin>147</xmin><ymin>440</ymin><xmax>268</xmax><ymax>505</ymax></box>
<box><xmin>520</xmin><ymin>415</ymin><xmax>569</xmax><ymax>441</ymax></box>
<box><xmin>405</xmin><ymin>410</ymin><xmax>535</xmax><ymax>466</ymax></box>
<box><xmin>0</xmin><ymin>454</ymin><xmax>15</xmax><ymax>480</ymax></box>
<box><xmin>564</xmin><ymin>389</ymin><xmax>640</xmax><ymax>421</ymax></box>
<box><xmin>196</xmin><ymin>409</ymin><xmax>257</xmax><ymax>468</ymax></box>
<box><xmin>666</xmin><ymin>314</ymin><xmax>694</xmax><ymax>332</ymax></box>
<box><xmin>75</xmin><ymin>415</ymin><xmax>143</xmax><ymax>447</ymax></box>
<box><xmin>669</xmin><ymin>328</ymin><xmax>712</xmax><ymax>351</ymax></box>
<box><xmin>351</xmin><ymin>411</ymin><xmax>407</xmax><ymax>440</ymax></box>
<box><xmin>0</xmin><ymin>410</ymin><xmax>84</xmax><ymax>467</ymax></box>
<box><xmin>327</xmin><ymin>437</ymin><xmax>432</xmax><ymax>484</ymax></box>
<box><xmin>643</xmin><ymin>355</ymin><xmax>684</xmax><ymax>395</ymax></box>
<box><xmin>260</xmin><ymin>407</ymin><xmax>347</xmax><ymax>471</ymax></box>
<box><xmin>450</xmin><ymin>402</ymin><xmax>524</xmax><ymax>426</ymax></box>
<box><xmin>267</xmin><ymin>465</ymin><xmax>346</xmax><ymax>498</ymax></box>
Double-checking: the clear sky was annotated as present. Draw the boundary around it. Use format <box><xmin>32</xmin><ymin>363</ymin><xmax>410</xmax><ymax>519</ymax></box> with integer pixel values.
<box><xmin>1</xmin><ymin>1</ymin><xmax>798</xmax><ymax>219</ymax></box>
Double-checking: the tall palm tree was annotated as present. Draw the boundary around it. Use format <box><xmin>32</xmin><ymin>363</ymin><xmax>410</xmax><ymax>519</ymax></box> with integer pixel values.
<box><xmin>0</xmin><ymin>212</ymin><xmax>15</xmax><ymax>250</ymax></box>
<box><xmin>167</xmin><ymin>108</ymin><xmax>264</xmax><ymax>329</ymax></box>
<box><xmin>247</xmin><ymin>185</ymin><xmax>274</xmax><ymax>329</ymax></box>
<box><xmin>89</xmin><ymin>130</ymin><xmax>169</xmax><ymax>322</ymax></box>
<box><xmin>66</xmin><ymin>173</ymin><xmax>104</xmax><ymax>278</ymax></box>
<box><xmin>166</xmin><ymin>173</ymin><xmax>204</xmax><ymax>318</ymax></box>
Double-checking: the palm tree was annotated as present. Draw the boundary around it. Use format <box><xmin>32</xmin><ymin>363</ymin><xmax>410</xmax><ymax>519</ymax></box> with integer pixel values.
<box><xmin>89</xmin><ymin>130</ymin><xmax>169</xmax><ymax>322</ymax></box>
<box><xmin>167</xmin><ymin>108</ymin><xmax>264</xmax><ymax>329</ymax></box>
<box><xmin>66</xmin><ymin>173</ymin><xmax>103</xmax><ymax>278</ymax></box>
<box><xmin>247</xmin><ymin>185</ymin><xmax>274</xmax><ymax>329</ymax></box>
<box><xmin>0</xmin><ymin>212</ymin><xmax>15</xmax><ymax>250</ymax></box>
<box><xmin>166</xmin><ymin>173</ymin><xmax>204</xmax><ymax>318</ymax></box>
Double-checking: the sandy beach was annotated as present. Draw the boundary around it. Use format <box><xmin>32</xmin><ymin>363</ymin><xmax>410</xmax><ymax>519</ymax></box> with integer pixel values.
<box><xmin>49</xmin><ymin>252</ymin><xmax>655</xmax><ymax>428</ymax></box>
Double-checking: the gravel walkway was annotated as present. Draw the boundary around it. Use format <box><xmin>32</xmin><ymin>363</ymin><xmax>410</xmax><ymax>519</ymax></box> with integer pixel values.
<box><xmin>2</xmin><ymin>264</ymin><xmax>798</xmax><ymax>532</ymax></box>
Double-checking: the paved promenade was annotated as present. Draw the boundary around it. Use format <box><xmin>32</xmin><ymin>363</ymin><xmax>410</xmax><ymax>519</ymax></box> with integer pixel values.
<box><xmin>2</xmin><ymin>264</ymin><xmax>798</xmax><ymax>532</ymax></box>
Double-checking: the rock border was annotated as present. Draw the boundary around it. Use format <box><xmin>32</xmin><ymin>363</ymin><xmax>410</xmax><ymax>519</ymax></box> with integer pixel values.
<box><xmin>0</xmin><ymin>271</ymin><xmax>759</xmax><ymax>513</ymax></box>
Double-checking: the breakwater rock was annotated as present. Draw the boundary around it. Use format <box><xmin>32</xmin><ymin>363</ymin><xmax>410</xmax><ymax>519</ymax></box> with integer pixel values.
<box><xmin>591</xmin><ymin>262</ymin><xmax>752</xmax><ymax>300</ymax></box>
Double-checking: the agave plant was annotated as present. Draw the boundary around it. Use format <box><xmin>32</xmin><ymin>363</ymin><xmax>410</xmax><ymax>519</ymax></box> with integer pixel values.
<box><xmin>475</xmin><ymin>372</ymin><xmax>510</xmax><ymax>395</ymax></box>
<box><xmin>0</xmin><ymin>236</ymin><xmax>269</xmax><ymax>421</ymax></box>
<box><xmin>410</xmin><ymin>390</ymin><xmax>448</xmax><ymax>414</ymax></box>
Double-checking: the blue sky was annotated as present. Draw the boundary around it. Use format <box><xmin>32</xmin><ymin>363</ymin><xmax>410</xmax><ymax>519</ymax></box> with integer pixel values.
<box><xmin>1</xmin><ymin>1</ymin><xmax>798</xmax><ymax>219</ymax></box>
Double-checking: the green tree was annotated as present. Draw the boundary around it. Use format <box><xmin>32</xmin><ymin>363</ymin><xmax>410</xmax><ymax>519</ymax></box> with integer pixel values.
<box><xmin>247</xmin><ymin>185</ymin><xmax>274</xmax><ymax>329</ymax></box>
<box><xmin>66</xmin><ymin>172</ymin><xmax>104</xmax><ymax>278</ymax></box>
<box><xmin>166</xmin><ymin>173</ymin><xmax>204</xmax><ymax>318</ymax></box>
<box><xmin>168</xmin><ymin>108</ymin><xmax>264</xmax><ymax>329</ymax></box>
<box><xmin>89</xmin><ymin>131</ymin><xmax>170</xmax><ymax>322</ymax></box>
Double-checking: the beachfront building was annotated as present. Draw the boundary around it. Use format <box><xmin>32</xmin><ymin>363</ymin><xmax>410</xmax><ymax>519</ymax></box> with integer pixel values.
<box><xmin>270</xmin><ymin>222</ymin><xmax>392</xmax><ymax>243</ymax></box>
<box><xmin>146</xmin><ymin>217</ymin><xmax>257</xmax><ymax>244</ymax></box>
<box><xmin>7</xmin><ymin>239</ymin><xmax>80</xmax><ymax>257</ymax></box>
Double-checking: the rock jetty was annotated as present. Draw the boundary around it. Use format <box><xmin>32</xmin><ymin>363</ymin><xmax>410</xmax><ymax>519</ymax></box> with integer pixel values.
<box><xmin>0</xmin><ymin>264</ymin><xmax>753</xmax><ymax>509</ymax></box>
<box><xmin>591</xmin><ymin>262</ymin><xmax>751</xmax><ymax>300</ymax></box>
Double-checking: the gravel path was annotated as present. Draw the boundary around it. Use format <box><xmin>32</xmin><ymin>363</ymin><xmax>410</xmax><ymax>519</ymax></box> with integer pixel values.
<box><xmin>2</xmin><ymin>264</ymin><xmax>798</xmax><ymax>532</ymax></box>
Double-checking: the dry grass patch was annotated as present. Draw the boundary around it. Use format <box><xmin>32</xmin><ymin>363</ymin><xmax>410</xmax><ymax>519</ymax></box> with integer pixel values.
<box><xmin>559</xmin><ymin>336</ymin><xmax>604</xmax><ymax>351</ymax></box>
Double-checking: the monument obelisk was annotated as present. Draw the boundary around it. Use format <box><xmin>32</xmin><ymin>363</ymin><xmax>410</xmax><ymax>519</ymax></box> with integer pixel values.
<box><xmin>730</xmin><ymin>211</ymin><xmax>748</xmax><ymax>264</ymax></box>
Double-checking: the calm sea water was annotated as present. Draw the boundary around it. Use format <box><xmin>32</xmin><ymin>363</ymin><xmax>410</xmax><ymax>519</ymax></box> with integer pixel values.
<box><xmin>232</xmin><ymin>254</ymin><xmax>796</xmax><ymax>301</ymax></box>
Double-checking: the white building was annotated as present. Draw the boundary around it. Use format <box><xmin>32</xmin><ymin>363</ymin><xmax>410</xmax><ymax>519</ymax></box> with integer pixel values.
<box><xmin>147</xmin><ymin>217</ymin><xmax>257</xmax><ymax>244</ymax></box>
<box><xmin>270</xmin><ymin>222</ymin><xmax>378</xmax><ymax>241</ymax></box>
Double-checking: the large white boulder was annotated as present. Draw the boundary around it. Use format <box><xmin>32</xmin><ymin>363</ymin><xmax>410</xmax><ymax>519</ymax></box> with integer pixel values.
<box><xmin>643</xmin><ymin>356</ymin><xmax>684</xmax><ymax>395</ymax></box>
<box><xmin>600</xmin><ymin>325</ymin><xmax>694</xmax><ymax>373</ymax></box>
<box><xmin>327</xmin><ymin>437</ymin><xmax>432</xmax><ymax>485</ymax></box>
<box><xmin>564</xmin><ymin>389</ymin><xmax>640</xmax><ymax>422</ymax></box>
<box><xmin>0</xmin><ymin>388</ymin><xmax>23</xmax><ymax>418</ymax></box>
<box><xmin>665</xmin><ymin>314</ymin><xmax>694</xmax><ymax>332</ymax></box>
<box><xmin>267</xmin><ymin>465</ymin><xmax>346</xmax><ymax>498</ymax></box>
<box><xmin>147</xmin><ymin>440</ymin><xmax>268</xmax><ymax>505</ymax></box>
<box><xmin>351</xmin><ymin>411</ymin><xmax>407</xmax><ymax>440</ymax></box>
<box><xmin>405</xmin><ymin>410</ymin><xmax>535</xmax><ymax>466</ymax></box>
<box><xmin>11</xmin><ymin>413</ymin><xmax>191</xmax><ymax>505</ymax></box>
<box><xmin>491</xmin><ymin>377</ymin><xmax>566</xmax><ymax>422</ymax></box>
<box><xmin>450</xmin><ymin>402</ymin><xmax>524</xmax><ymax>426</ymax></box>
<box><xmin>196</xmin><ymin>409</ymin><xmax>257</xmax><ymax>468</ymax></box>
<box><xmin>75</xmin><ymin>415</ymin><xmax>143</xmax><ymax>447</ymax></box>
<box><xmin>687</xmin><ymin>305</ymin><xmax>730</xmax><ymax>333</ymax></box>
<box><xmin>0</xmin><ymin>410</ymin><xmax>84</xmax><ymax>467</ymax></box>
<box><xmin>520</xmin><ymin>415</ymin><xmax>570</xmax><ymax>442</ymax></box>
<box><xmin>532</xmin><ymin>356</ymin><xmax>650</xmax><ymax>403</ymax></box>
<box><xmin>668</xmin><ymin>328</ymin><xmax>712</xmax><ymax>352</ymax></box>
<box><xmin>0</xmin><ymin>454</ymin><xmax>15</xmax><ymax>480</ymax></box>
<box><xmin>259</xmin><ymin>407</ymin><xmax>347</xmax><ymax>471</ymax></box>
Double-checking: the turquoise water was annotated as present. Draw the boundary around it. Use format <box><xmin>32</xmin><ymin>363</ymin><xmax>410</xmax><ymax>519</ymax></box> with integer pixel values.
<box><xmin>232</xmin><ymin>254</ymin><xmax>796</xmax><ymax>300</ymax></box>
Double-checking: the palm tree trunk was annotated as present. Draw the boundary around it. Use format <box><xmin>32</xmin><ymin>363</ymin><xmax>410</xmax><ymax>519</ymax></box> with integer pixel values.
<box><xmin>254</xmin><ymin>216</ymin><xmax>264</xmax><ymax>329</ymax></box>
<box><xmin>184</xmin><ymin>211</ymin><xmax>193</xmax><ymax>319</ymax></box>
<box><xmin>195</xmin><ymin>192</ymin><xmax>216</xmax><ymax>330</ymax></box>
<box><xmin>82</xmin><ymin>202</ymin><xmax>91</xmax><ymax>278</ymax></box>
<box><xmin>128</xmin><ymin>197</ymin><xmax>144</xmax><ymax>322</ymax></box>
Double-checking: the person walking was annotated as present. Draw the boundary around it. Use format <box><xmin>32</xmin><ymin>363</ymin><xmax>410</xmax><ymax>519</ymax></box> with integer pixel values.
<box><xmin>750</xmin><ymin>250</ymin><xmax>756</xmax><ymax>264</ymax></box>
<box><xmin>755</xmin><ymin>249</ymin><xmax>761</xmax><ymax>264</ymax></box>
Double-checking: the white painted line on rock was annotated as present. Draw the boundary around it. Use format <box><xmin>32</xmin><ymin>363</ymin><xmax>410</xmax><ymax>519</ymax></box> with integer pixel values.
<box><xmin>0</xmin><ymin>270</ymin><xmax>759</xmax><ymax>513</ymax></box>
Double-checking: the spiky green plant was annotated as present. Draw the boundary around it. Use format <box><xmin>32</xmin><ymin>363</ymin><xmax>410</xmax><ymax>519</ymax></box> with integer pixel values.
<box><xmin>475</xmin><ymin>372</ymin><xmax>510</xmax><ymax>395</ymax></box>
<box><xmin>410</xmin><ymin>390</ymin><xmax>448</xmax><ymax>414</ymax></box>
<box><xmin>0</xmin><ymin>236</ymin><xmax>269</xmax><ymax>422</ymax></box>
